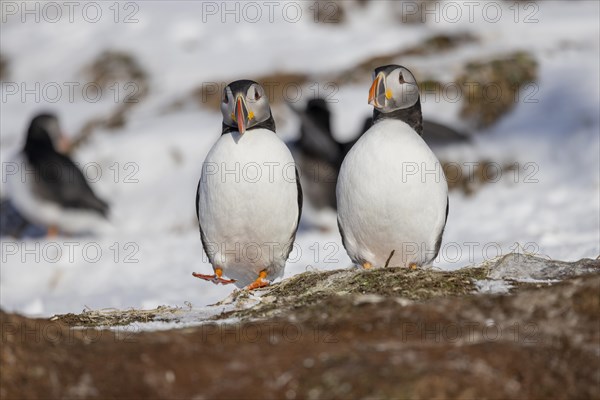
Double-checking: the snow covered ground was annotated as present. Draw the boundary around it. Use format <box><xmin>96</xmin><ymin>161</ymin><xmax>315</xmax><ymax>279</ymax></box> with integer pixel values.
<box><xmin>1</xmin><ymin>1</ymin><xmax>598</xmax><ymax>317</ymax></box>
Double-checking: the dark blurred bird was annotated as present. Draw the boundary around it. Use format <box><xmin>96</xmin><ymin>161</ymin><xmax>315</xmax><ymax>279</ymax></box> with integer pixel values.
<box><xmin>5</xmin><ymin>113</ymin><xmax>109</xmax><ymax>236</ymax></box>
<box><xmin>289</xmin><ymin>97</ymin><xmax>469</xmax><ymax>213</ymax></box>
<box><xmin>288</xmin><ymin>99</ymin><xmax>342</xmax><ymax>212</ymax></box>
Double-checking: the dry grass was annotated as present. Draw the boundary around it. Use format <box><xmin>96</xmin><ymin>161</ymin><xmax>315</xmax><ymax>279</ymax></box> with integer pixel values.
<box><xmin>50</xmin><ymin>305</ymin><xmax>187</xmax><ymax>327</ymax></box>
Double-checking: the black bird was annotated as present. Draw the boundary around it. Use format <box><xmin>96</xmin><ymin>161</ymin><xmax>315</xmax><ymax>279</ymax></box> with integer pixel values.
<box><xmin>289</xmin><ymin>99</ymin><xmax>343</xmax><ymax>212</ymax></box>
<box><xmin>5</xmin><ymin>113</ymin><xmax>109</xmax><ymax>236</ymax></box>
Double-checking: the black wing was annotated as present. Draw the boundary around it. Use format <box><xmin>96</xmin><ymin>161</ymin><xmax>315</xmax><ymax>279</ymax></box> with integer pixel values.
<box><xmin>295</xmin><ymin>167</ymin><xmax>303</xmax><ymax>229</ymax></box>
<box><xmin>431</xmin><ymin>196</ymin><xmax>449</xmax><ymax>262</ymax></box>
<box><xmin>195</xmin><ymin>179</ymin><xmax>213</xmax><ymax>264</ymax></box>
<box><xmin>282</xmin><ymin>168</ymin><xmax>303</xmax><ymax>260</ymax></box>
<box><xmin>30</xmin><ymin>152</ymin><xmax>108</xmax><ymax>216</ymax></box>
<box><xmin>423</xmin><ymin>119</ymin><xmax>470</xmax><ymax>147</ymax></box>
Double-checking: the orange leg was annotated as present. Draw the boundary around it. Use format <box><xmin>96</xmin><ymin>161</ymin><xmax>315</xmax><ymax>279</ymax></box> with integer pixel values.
<box><xmin>408</xmin><ymin>262</ymin><xmax>418</xmax><ymax>270</ymax></box>
<box><xmin>246</xmin><ymin>270</ymin><xmax>270</xmax><ymax>290</ymax></box>
<box><xmin>362</xmin><ymin>262</ymin><xmax>373</xmax><ymax>270</ymax></box>
<box><xmin>192</xmin><ymin>267</ymin><xmax>236</xmax><ymax>285</ymax></box>
<box><xmin>47</xmin><ymin>225</ymin><xmax>59</xmax><ymax>237</ymax></box>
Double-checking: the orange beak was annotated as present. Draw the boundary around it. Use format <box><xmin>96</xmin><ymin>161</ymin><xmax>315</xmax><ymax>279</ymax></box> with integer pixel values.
<box><xmin>235</xmin><ymin>96</ymin><xmax>248</xmax><ymax>134</ymax></box>
<box><xmin>58</xmin><ymin>133</ymin><xmax>71</xmax><ymax>154</ymax></box>
<box><xmin>368</xmin><ymin>73</ymin><xmax>385</xmax><ymax>108</ymax></box>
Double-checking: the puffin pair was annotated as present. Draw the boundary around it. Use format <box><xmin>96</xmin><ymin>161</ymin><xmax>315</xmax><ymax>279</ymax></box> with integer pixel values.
<box><xmin>5</xmin><ymin>114</ymin><xmax>109</xmax><ymax>236</ymax></box>
<box><xmin>195</xmin><ymin>66</ymin><xmax>448</xmax><ymax>289</ymax></box>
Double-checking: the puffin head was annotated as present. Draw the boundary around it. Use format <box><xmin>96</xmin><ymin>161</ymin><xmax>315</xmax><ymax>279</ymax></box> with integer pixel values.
<box><xmin>221</xmin><ymin>80</ymin><xmax>272</xmax><ymax>134</ymax></box>
<box><xmin>25</xmin><ymin>113</ymin><xmax>69</xmax><ymax>154</ymax></box>
<box><xmin>368</xmin><ymin>65</ymin><xmax>419</xmax><ymax>113</ymax></box>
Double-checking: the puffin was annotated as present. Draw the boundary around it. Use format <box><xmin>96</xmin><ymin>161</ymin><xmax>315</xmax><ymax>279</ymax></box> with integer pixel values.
<box><xmin>5</xmin><ymin>113</ymin><xmax>109</xmax><ymax>236</ymax></box>
<box><xmin>336</xmin><ymin>65</ymin><xmax>449</xmax><ymax>269</ymax></box>
<box><xmin>193</xmin><ymin>80</ymin><xmax>302</xmax><ymax>290</ymax></box>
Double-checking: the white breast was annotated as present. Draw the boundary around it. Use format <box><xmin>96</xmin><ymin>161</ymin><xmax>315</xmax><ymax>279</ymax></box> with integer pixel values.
<box><xmin>5</xmin><ymin>153</ymin><xmax>110</xmax><ymax>235</ymax></box>
<box><xmin>336</xmin><ymin>119</ymin><xmax>448</xmax><ymax>268</ymax></box>
<box><xmin>198</xmin><ymin>129</ymin><xmax>300</xmax><ymax>286</ymax></box>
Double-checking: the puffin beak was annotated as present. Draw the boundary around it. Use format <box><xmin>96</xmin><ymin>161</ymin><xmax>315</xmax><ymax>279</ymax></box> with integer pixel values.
<box><xmin>368</xmin><ymin>73</ymin><xmax>387</xmax><ymax>108</ymax></box>
<box><xmin>235</xmin><ymin>95</ymin><xmax>249</xmax><ymax>134</ymax></box>
<box><xmin>58</xmin><ymin>132</ymin><xmax>71</xmax><ymax>154</ymax></box>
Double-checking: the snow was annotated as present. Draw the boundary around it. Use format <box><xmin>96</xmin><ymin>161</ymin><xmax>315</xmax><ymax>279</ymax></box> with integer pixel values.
<box><xmin>474</xmin><ymin>279</ymin><xmax>513</xmax><ymax>295</ymax></box>
<box><xmin>1</xmin><ymin>1</ymin><xmax>598</xmax><ymax>318</ymax></box>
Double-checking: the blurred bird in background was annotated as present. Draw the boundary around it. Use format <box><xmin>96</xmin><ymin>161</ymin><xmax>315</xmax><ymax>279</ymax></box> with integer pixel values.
<box><xmin>1</xmin><ymin>114</ymin><xmax>110</xmax><ymax>238</ymax></box>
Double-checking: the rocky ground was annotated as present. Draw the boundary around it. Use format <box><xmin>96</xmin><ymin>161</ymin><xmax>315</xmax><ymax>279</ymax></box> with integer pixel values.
<box><xmin>2</xmin><ymin>254</ymin><xmax>599</xmax><ymax>399</ymax></box>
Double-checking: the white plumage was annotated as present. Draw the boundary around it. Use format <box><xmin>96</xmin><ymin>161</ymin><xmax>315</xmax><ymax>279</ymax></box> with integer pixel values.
<box><xmin>197</xmin><ymin>128</ymin><xmax>300</xmax><ymax>287</ymax></box>
<box><xmin>337</xmin><ymin>118</ymin><xmax>448</xmax><ymax>268</ymax></box>
<box><xmin>6</xmin><ymin>153</ymin><xmax>110</xmax><ymax>235</ymax></box>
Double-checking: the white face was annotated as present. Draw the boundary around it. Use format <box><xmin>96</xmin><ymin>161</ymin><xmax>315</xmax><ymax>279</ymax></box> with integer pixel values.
<box><xmin>221</xmin><ymin>82</ymin><xmax>271</xmax><ymax>134</ymax></box>
<box><xmin>369</xmin><ymin>66</ymin><xmax>420</xmax><ymax>113</ymax></box>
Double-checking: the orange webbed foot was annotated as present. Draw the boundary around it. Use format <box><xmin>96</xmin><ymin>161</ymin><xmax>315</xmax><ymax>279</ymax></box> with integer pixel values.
<box><xmin>192</xmin><ymin>268</ymin><xmax>236</xmax><ymax>285</ymax></box>
<box><xmin>246</xmin><ymin>270</ymin><xmax>270</xmax><ymax>290</ymax></box>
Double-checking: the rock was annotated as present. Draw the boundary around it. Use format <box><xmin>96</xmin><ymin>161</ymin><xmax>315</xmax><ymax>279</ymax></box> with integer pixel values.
<box><xmin>2</xmin><ymin>270</ymin><xmax>599</xmax><ymax>399</ymax></box>
<box><xmin>457</xmin><ymin>51</ymin><xmax>538</xmax><ymax>128</ymax></box>
<box><xmin>488</xmin><ymin>253</ymin><xmax>600</xmax><ymax>281</ymax></box>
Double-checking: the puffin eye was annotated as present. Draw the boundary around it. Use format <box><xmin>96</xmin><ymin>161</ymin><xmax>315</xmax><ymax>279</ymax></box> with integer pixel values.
<box><xmin>222</xmin><ymin>90</ymin><xmax>229</xmax><ymax>104</ymax></box>
<box><xmin>254</xmin><ymin>86</ymin><xmax>262</xmax><ymax>101</ymax></box>
<box><xmin>398</xmin><ymin>72</ymin><xmax>406</xmax><ymax>84</ymax></box>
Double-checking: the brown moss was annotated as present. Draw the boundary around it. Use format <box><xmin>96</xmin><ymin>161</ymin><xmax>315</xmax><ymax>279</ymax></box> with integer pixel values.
<box><xmin>337</xmin><ymin>33</ymin><xmax>477</xmax><ymax>83</ymax></box>
<box><xmin>0</xmin><ymin>53</ymin><xmax>8</xmax><ymax>80</ymax></box>
<box><xmin>457</xmin><ymin>51</ymin><xmax>538</xmax><ymax>128</ymax></box>
<box><xmin>442</xmin><ymin>159</ymin><xmax>519</xmax><ymax>195</ymax></box>
<box><xmin>83</xmin><ymin>51</ymin><xmax>146</xmax><ymax>87</ymax></box>
<box><xmin>217</xmin><ymin>266</ymin><xmax>489</xmax><ymax>322</ymax></box>
<box><xmin>69</xmin><ymin>51</ymin><xmax>150</xmax><ymax>151</ymax></box>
